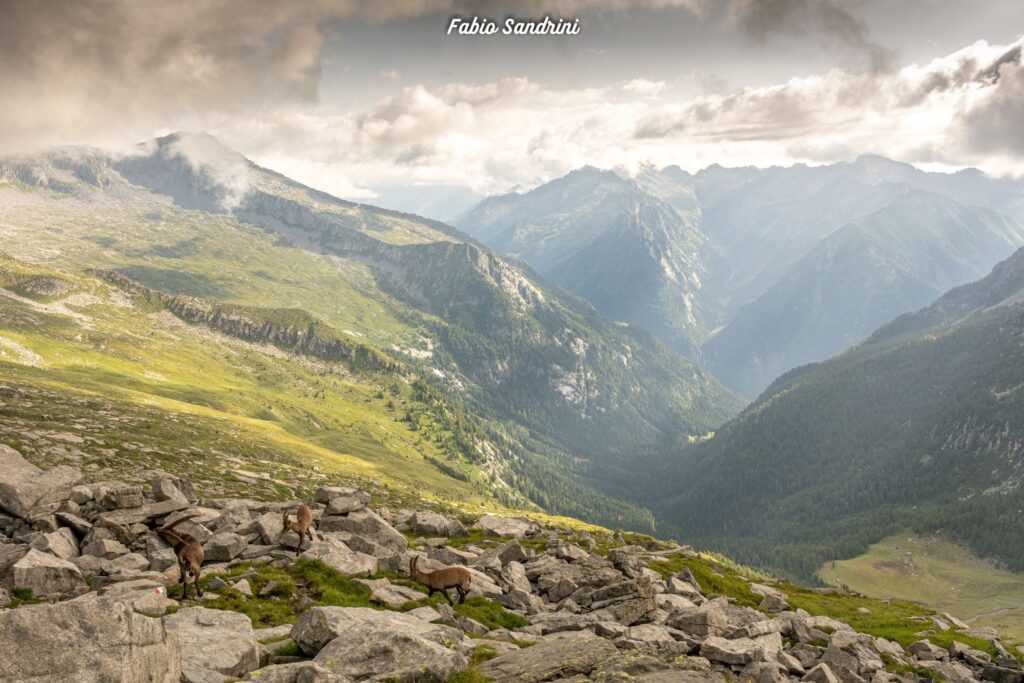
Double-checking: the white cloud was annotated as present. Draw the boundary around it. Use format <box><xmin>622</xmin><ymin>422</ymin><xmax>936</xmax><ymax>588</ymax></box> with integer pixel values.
<box><xmin>216</xmin><ymin>37</ymin><xmax>1024</xmax><ymax>201</ymax></box>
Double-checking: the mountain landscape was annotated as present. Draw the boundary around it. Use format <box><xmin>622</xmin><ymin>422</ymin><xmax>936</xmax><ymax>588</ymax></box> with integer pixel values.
<box><xmin>8</xmin><ymin>5</ymin><xmax>1024</xmax><ymax>682</ymax></box>
<box><xmin>0</xmin><ymin>133</ymin><xmax>740</xmax><ymax>535</ymax></box>
<box><xmin>458</xmin><ymin>157</ymin><xmax>1024</xmax><ymax>398</ymax></box>
<box><xmin>644</xmin><ymin>244</ymin><xmax>1024</xmax><ymax>583</ymax></box>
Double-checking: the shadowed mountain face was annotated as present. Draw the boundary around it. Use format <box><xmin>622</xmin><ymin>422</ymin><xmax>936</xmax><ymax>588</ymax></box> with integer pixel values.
<box><xmin>459</xmin><ymin>167</ymin><xmax>708</xmax><ymax>358</ymax></box>
<box><xmin>647</xmin><ymin>246</ymin><xmax>1024</xmax><ymax>579</ymax></box>
<box><xmin>459</xmin><ymin>157</ymin><xmax>1024</xmax><ymax>398</ymax></box>
<box><xmin>0</xmin><ymin>133</ymin><xmax>741</xmax><ymax>533</ymax></box>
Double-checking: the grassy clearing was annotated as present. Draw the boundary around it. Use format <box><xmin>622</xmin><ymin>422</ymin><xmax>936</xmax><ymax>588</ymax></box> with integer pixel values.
<box><xmin>166</xmin><ymin>559</ymin><xmax>526</xmax><ymax>633</ymax></box>
<box><xmin>819</xmin><ymin>531</ymin><xmax>1024</xmax><ymax>642</ymax></box>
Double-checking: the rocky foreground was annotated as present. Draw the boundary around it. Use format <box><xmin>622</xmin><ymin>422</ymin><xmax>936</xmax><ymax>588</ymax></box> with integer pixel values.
<box><xmin>0</xmin><ymin>443</ymin><xmax>1021</xmax><ymax>683</ymax></box>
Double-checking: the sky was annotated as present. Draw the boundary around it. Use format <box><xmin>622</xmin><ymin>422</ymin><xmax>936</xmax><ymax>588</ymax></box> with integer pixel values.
<box><xmin>1</xmin><ymin>0</ymin><xmax>1023</xmax><ymax>202</ymax></box>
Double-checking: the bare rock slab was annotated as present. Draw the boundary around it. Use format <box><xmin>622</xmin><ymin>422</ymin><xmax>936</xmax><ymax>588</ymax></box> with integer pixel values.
<box><xmin>479</xmin><ymin>635</ymin><xmax>618</xmax><ymax>682</ymax></box>
<box><xmin>0</xmin><ymin>596</ymin><xmax>181</xmax><ymax>682</ymax></box>
<box><xmin>164</xmin><ymin>606</ymin><xmax>260</xmax><ymax>680</ymax></box>
<box><xmin>0</xmin><ymin>444</ymin><xmax>83</xmax><ymax>519</ymax></box>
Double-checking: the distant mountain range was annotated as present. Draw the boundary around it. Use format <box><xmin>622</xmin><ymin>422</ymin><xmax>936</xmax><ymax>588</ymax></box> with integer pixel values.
<box><xmin>458</xmin><ymin>157</ymin><xmax>1024</xmax><ymax>397</ymax></box>
<box><xmin>0</xmin><ymin>133</ymin><xmax>740</xmax><ymax>533</ymax></box>
<box><xmin>646</xmin><ymin>244</ymin><xmax>1024</xmax><ymax>579</ymax></box>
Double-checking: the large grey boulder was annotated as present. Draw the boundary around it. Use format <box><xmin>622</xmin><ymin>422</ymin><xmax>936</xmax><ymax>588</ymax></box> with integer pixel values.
<box><xmin>357</xmin><ymin>578</ymin><xmax>426</xmax><ymax>607</ymax></box>
<box><xmin>0</xmin><ymin>444</ymin><xmax>83</xmax><ymax>519</ymax></box>
<box><xmin>700</xmin><ymin>633</ymin><xmax>783</xmax><ymax>665</ymax></box>
<box><xmin>100</xmin><ymin>496</ymin><xmax>190</xmax><ymax>525</ymax></box>
<box><xmin>254</xmin><ymin>510</ymin><xmax>285</xmax><ymax>544</ymax></box>
<box><xmin>473</xmin><ymin>513</ymin><xmax>538</xmax><ymax>538</ymax></box>
<box><xmin>316</xmin><ymin>486</ymin><xmax>370</xmax><ymax>515</ymax></box>
<box><xmin>291</xmin><ymin>606</ymin><xmax>469</xmax><ymax>655</ymax></box>
<box><xmin>410</xmin><ymin>510</ymin><xmax>466</xmax><ymax>537</ymax></box>
<box><xmin>29</xmin><ymin>527</ymin><xmax>80</xmax><ymax>560</ymax></box>
<box><xmin>203</xmin><ymin>532</ymin><xmax>247</xmax><ymax>562</ymax></box>
<box><xmin>667</xmin><ymin>602</ymin><xmax>729</xmax><ymax>637</ymax></box>
<box><xmin>479</xmin><ymin>635</ymin><xmax>617</xmax><ymax>682</ymax></box>
<box><xmin>164</xmin><ymin>607</ymin><xmax>260</xmax><ymax>681</ymax></box>
<box><xmin>318</xmin><ymin>508</ymin><xmax>407</xmax><ymax>553</ymax></box>
<box><xmin>244</xmin><ymin>661</ymin><xmax>349</xmax><ymax>682</ymax></box>
<box><xmin>11</xmin><ymin>548</ymin><xmax>88</xmax><ymax>597</ymax></box>
<box><xmin>307</xmin><ymin>540</ymin><xmax>378</xmax><ymax>576</ymax></box>
<box><xmin>292</xmin><ymin>607</ymin><xmax>469</xmax><ymax>681</ymax></box>
<box><xmin>0</xmin><ymin>596</ymin><xmax>181</xmax><ymax>682</ymax></box>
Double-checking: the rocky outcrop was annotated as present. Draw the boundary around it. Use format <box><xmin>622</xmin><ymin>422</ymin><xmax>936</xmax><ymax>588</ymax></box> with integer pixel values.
<box><xmin>164</xmin><ymin>607</ymin><xmax>260</xmax><ymax>682</ymax></box>
<box><xmin>292</xmin><ymin>606</ymin><xmax>470</xmax><ymax>680</ymax></box>
<box><xmin>0</xmin><ymin>597</ymin><xmax>182</xmax><ymax>682</ymax></box>
<box><xmin>0</xmin><ymin>444</ymin><xmax>83</xmax><ymax>519</ymax></box>
<box><xmin>2</xmin><ymin>452</ymin><xmax>1021</xmax><ymax>683</ymax></box>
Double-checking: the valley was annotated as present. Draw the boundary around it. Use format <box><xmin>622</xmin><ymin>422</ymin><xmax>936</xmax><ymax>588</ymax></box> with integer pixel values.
<box><xmin>820</xmin><ymin>532</ymin><xmax>1024</xmax><ymax>642</ymax></box>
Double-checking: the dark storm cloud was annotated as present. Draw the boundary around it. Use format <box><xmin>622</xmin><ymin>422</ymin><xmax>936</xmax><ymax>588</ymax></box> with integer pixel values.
<box><xmin>959</xmin><ymin>46</ymin><xmax>1024</xmax><ymax>155</ymax></box>
<box><xmin>725</xmin><ymin>0</ymin><xmax>895</xmax><ymax>71</ymax></box>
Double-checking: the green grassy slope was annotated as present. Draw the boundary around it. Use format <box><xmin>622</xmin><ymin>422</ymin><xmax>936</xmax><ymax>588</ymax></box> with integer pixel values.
<box><xmin>820</xmin><ymin>531</ymin><xmax>1024</xmax><ymax>641</ymax></box>
<box><xmin>645</xmin><ymin>246</ymin><xmax>1024</xmax><ymax>579</ymax></box>
<box><xmin>0</xmin><ymin>135</ymin><xmax>741</xmax><ymax>531</ymax></box>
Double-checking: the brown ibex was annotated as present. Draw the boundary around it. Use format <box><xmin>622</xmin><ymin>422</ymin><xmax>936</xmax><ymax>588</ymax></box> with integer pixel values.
<box><xmin>409</xmin><ymin>554</ymin><xmax>471</xmax><ymax>605</ymax></box>
<box><xmin>282</xmin><ymin>504</ymin><xmax>315</xmax><ymax>556</ymax></box>
<box><xmin>156</xmin><ymin>513</ymin><xmax>205</xmax><ymax>600</ymax></box>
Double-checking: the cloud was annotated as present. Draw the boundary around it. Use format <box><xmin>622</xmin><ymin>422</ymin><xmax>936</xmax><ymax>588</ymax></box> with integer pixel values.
<box><xmin>957</xmin><ymin>45</ymin><xmax>1024</xmax><ymax>159</ymax></box>
<box><xmin>219</xmin><ymin>36</ymin><xmax>1024</xmax><ymax>200</ymax></box>
<box><xmin>0</xmin><ymin>0</ymin><xmax>890</xmax><ymax>152</ymax></box>
<box><xmin>723</xmin><ymin>0</ymin><xmax>895</xmax><ymax>71</ymax></box>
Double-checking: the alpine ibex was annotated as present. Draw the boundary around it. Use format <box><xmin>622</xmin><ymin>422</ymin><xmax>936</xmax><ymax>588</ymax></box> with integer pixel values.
<box><xmin>282</xmin><ymin>504</ymin><xmax>315</xmax><ymax>556</ymax></box>
<box><xmin>156</xmin><ymin>513</ymin><xmax>205</xmax><ymax>600</ymax></box>
<box><xmin>409</xmin><ymin>554</ymin><xmax>471</xmax><ymax>605</ymax></box>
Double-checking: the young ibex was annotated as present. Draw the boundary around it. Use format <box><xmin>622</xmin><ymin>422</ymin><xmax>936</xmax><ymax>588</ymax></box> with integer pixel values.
<box><xmin>409</xmin><ymin>554</ymin><xmax>471</xmax><ymax>605</ymax></box>
<box><xmin>156</xmin><ymin>513</ymin><xmax>205</xmax><ymax>600</ymax></box>
<box><xmin>282</xmin><ymin>504</ymin><xmax>315</xmax><ymax>556</ymax></box>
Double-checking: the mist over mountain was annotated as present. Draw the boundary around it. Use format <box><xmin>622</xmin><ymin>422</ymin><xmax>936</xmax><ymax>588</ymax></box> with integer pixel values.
<box><xmin>460</xmin><ymin>156</ymin><xmax>1024</xmax><ymax>397</ymax></box>
<box><xmin>0</xmin><ymin>133</ymin><xmax>740</xmax><ymax>533</ymax></box>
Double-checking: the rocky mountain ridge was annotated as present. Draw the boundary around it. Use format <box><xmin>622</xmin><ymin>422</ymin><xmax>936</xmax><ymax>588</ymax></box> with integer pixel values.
<box><xmin>459</xmin><ymin>158</ymin><xmax>1024</xmax><ymax>398</ymax></box>
<box><xmin>2</xmin><ymin>443</ymin><xmax>1022</xmax><ymax>683</ymax></box>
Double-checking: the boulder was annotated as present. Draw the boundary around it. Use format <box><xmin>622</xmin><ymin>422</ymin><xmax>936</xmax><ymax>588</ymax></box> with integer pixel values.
<box><xmin>99</xmin><ymin>496</ymin><xmax>190</xmax><ymax>526</ymax></box>
<box><xmin>29</xmin><ymin>527</ymin><xmax>80</xmax><ymax>560</ymax></box>
<box><xmin>315</xmin><ymin>486</ymin><xmax>370</xmax><ymax>514</ymax></box>
<box><xmin>700</xmin><ymin>633</ymin><xmax>783</xmax><ymax>665</ymax></box>
<box><xmin>254</xmin><ymin>510</ymin><xmax>285</xmax><ymax>545</ymax></box>
<box><xmin>164</xmin><ymin>607</ymin><xmax>260</xmax><ymax>681</ymax></box>
<box><xmin>479</xmin><ymin>635</ymin><xmax>617</xmax><ymax>682</ymax></box>
<box><xmin>667</xmin><ymin>602</ymin><xmax>728</xmax><ymax>637</ymax></box>
<box><xmin>410</xmin><ymin>509</ymin><xmax>466</xmax><ymax>537</ymax></box>
<box><xmin>55</xmin><ymin>511</ymin><xmax>92</xmax><ymax>536</ymax></box>
<box><xmin>0</xmin><ymin>596</ymin><xmax>181</xmax><ymax>682</ymax></box>
<box><xmin>908</xmin><ymin>639</ymin><xmax>948</xmax><ymax>661</ymax></box>
<box><xmin>803</xmin><ymin>664</ymin><xmax>842</xmax><ymax>683</ymax></box>
<box><xmin>473</xmin><ymin>514</ymin><xmax>538</xmax><ymax>538</ymax></box>
<box><xmin>244</xmin><ymin>661</ymin><xmax>347</xmax><ymax>682</ymax></box>
<box><xmin>291</xmin><ymin>605</ymin><xmax>469</xmax><ymax>655</ymax></box>
<box><xmin>11</xmin><ymin>548</ymin><xmax>87</xmax><ymax>597</ymax></box>
<box><xmin>357</xmin><ymin>578</ymin><xmax>426</xmax><ymax>607</ymax></box>
<box><xmin>983</xmin><ymin>664</ymin><xmax>1024</xmax><ymax>683</ymax></box>
<box><xmin>83</xmin><ymin>538</ymin><xmax>128</xmax><ymax>559</ymax></box>
<box><xmin>308</xmin><ymin>541</ymin><xmax>378</xmax><ymax>576</ymax></box>
<box><xmin>0</xmin><ymin>444</ymin><xmax>83</xmax><ymax>519</ymax></box>
<box><xmin>101</xmin><ymin>485</ymin><xmax>145</xmax><ymax>509</ymax></box>
<box><xmin>292</xmin><ymin>606</ymin><xmax>469</xmax><ymax>681</ymax></box>
<box><xmin>318</xmin><ymin>508</ymin><xmax>407</xmax><ymax>553</ymax></box>
<box><xmin>760</xmin><ymin>593</ymin><xmax>790</xmax><ymax>613</ymax></box>
<box><xmin>203</xmin><ymin>532</ymin><xmax>247</xmax><ymax>562</ymax></box>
